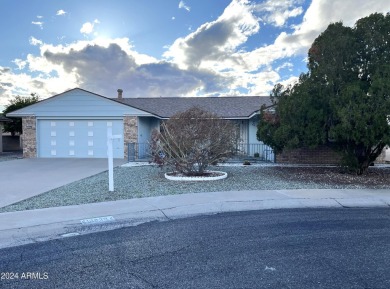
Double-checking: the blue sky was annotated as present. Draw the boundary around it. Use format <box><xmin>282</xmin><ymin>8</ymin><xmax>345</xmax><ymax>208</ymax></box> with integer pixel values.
<box><xmin>1</xmin><ymin>0</ymin><xmax>390</xmax><ymax>110</ymax></box>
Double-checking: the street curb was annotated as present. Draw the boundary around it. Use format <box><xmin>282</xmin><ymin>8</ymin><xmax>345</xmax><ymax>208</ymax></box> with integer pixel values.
<box><xmin>0</xmin><ymin>189</ymin><xmax>389</xmax><ymax>249</ymax></box>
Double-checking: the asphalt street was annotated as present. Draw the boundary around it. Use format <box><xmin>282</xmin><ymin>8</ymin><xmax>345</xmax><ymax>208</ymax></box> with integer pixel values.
<box><xmin>0</xmin><ymin>208</ymin><xmax>389</xmax><ymax>289</ymax></box>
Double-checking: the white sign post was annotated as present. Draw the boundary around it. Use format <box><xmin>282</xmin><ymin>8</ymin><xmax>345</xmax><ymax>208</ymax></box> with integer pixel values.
<box><xmin>107</xmin><ymin>126</ymin><xmax>122</xmax><ymax>192</ymax></box>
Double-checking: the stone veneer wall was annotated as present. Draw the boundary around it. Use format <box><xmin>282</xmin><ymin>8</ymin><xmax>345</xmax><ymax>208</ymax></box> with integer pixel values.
<box><xmin>22</xmin><ymin>116</ymin><xmax>37</xmax><ymax>158</ymax></box>
<box><xmin>123</xmin><ymin>116</ymin><xmax>138</xmax><ymax>160</ymax></box>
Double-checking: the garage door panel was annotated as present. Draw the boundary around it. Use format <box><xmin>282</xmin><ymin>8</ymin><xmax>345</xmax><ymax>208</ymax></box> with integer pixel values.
<box><xmin>38</xmin><ymin>120</ymin><xmax>123</xmax><ymax>158</ymax></box>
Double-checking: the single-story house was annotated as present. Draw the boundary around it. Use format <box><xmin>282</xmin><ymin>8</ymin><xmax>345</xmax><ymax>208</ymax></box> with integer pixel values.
<box><xmin>7</xmin><ymin>88</ymin><xmax>274</xmax><ymax>161</ymax></box>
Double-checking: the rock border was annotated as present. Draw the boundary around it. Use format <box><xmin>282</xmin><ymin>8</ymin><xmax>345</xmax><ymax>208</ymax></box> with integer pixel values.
<box><xmin>165</xmin><ymin>170</ymin><xmax>227</xmax><ymax>181</ymax></box>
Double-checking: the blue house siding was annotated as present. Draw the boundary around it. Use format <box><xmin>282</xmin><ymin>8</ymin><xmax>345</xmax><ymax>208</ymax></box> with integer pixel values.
<box><xmin>137</xmin><ymin>117</ymin><xmax>160</xmax><ymax>158</ymax></box>
<box><xmin>138</xmin><ymin>117</ymin><xmax>160</xmax><ymax>144</ymax></box>
<box><xmin>230</xmin><ymin>116</ymin><xmax>274</xmax><ymax>161</ymax></box>
<box><xmin>248</xmin><ymin>115</ymin><xmax>274</xmax><ymax>161</ymax></box>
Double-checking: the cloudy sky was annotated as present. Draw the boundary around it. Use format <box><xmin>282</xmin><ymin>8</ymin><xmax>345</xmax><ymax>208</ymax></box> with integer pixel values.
<box><xmin>1</xmin><ymin>0</ymin><xmax>390</xmax><ymax>110</ymax></box>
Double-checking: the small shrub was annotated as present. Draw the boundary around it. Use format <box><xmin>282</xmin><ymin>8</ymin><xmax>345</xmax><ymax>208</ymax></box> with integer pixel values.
<box><xmin>339</xmin><ymin>152</ymin><xmax>361</xmax><ymax>174</ymax></box>
<box><xmin>150</xmin><ymin>107</ymin><xmax>239</xmax><ymax>176</ymax></box>
<box><xmin>254</xmin><ymin>152</ymin><xmax>260</xmax><ymax>158</ymax></box>
<box><xmin>243</xmin><ymin>160</ymin><xmax>251</xmax><ymax>165</ymax></box>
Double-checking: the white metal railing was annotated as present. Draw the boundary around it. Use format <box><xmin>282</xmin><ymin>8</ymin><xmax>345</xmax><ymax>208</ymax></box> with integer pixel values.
<box><xmin>127</xmin><ymin>142</ymin><xmax>275</xmax><ymax>163</ymax></box>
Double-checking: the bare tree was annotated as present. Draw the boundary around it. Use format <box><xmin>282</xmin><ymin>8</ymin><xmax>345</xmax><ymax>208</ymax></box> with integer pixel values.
<box><xmin>150</xmin><ymin>107</ymin><xmax>239</xmax><ymax>176</ymax></box>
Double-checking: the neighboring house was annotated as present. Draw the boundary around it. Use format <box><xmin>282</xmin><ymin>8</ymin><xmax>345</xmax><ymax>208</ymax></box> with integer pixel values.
<box><xmin>0</xmin><ymin>115</ymin><xmax>12</xmax><ymax>153</ymax></box>
<box><xmin>7</xmin><ymin>88</ymin><xmax>273</xmax><ymax>160</ymax></box>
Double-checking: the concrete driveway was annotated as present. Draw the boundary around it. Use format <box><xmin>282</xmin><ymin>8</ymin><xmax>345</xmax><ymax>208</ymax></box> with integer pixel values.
<box><xmin>0</xmin><ymin>158</ymin><xmax>126</xmax><ymax>208</ymax></box>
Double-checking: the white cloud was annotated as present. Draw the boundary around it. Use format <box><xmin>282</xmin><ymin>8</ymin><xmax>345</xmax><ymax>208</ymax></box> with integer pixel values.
<box><xmin>32</xmin><ymin>21</ymin><xmax>43</xmax><ymax>29</ymax></box>
<box><xmin>80</xmin><ymin>22</ymin><xmax>93</xmax><ymax>34</ymax></box>
<box><xmin>40</xmin><ymin>41</ymin><xmax>227</xmax><ymax>97</ymax></box>
<box><xmin>242</xmin><ymin>0</ymin><xmax>390</xmax><ymax>91</ymax></box>
<box><xmin>247</xmin><ymin>70</ymin><xmax>281</xmax><ymax>95</ymax></box>
<box><xmin>272</xmin><ymin>7</ymin><xmax>303</xmax><ymax>27</ymax></box>
<box><xmin>37</xmin><ymin>15</ymin><xmax>43</xmax><ymax>19</ymax></box>
<box><xmin>164</xmin><ymin>0</ymin><xmax>267</xmax><ymax>94</ymax></box>
<box><xmin>13</xmin><ymin>59</ymin><xmax>27</xmax><ymax>70</ymax></box>
<box><xmin>268</xmin><ymin>0</ymin><xmax>390</xmax><ymax>58</ymax></box>
<box><xmin>165</xmin><ymin>0</ymin><xmax>259</xmax><ymax>69</ymax></box>
<box><xmin>56</xmin><ymin>9</ymin><xmax>66</xmax><ymax>16</ymax></box>
<box><xmin>80</xmin><ymin>19</ymin><xmax>100</xmax><ymax>35</ymax></box>
<box><xmin>255</xmin><ymin>0</ymin><xmax>304</xmax><ymax>27</ymax></box>
<box><xmin>179</xmin><ymin>1</ymin><xmax>190</xmax><ymax>12</ymax></box>
<box><xmin>0</xmin><ymin>37</ymin><xmax>226</xmax><ymax>104</ymax></box>
<box><xmin>276</xmin><ymin>62</ymin><xmax>293</xmax><ymax>72</ymax></box>
<box><xmin>232</xmin><ymin>0</ymin><xmax>390</xmax><ymax>82</ymax></box>
<box><xmin>0</xmin><ymin>65</ymin><xmax>74</xmax><ymax>106</ymax></box>
<box><xmin>164</xmin><ymin>0</ymin><xmax>390</xmax><ymax>97</ymax></box>
<box><xmin>278</xmin><ymin>75</ymin><xmax>299</xmax><ymax>88</ymax></box>
<box><xmin>29</xmin><ymin>36</ymin><xmax>43</xmax><ymax>46</ymax></box>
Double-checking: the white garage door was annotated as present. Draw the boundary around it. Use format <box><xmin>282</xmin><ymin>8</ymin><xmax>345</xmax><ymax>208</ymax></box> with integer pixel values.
<box><xmin>37</xmin><ymin>119</ymin><xmax>124</xmax><ymax>158</ymax></box>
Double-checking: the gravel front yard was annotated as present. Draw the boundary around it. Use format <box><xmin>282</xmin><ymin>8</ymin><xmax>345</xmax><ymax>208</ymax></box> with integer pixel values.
<box><xmin>1</xmin><ymin>164</ymin><xmax>390</xmax><ymax>213</ymax></box>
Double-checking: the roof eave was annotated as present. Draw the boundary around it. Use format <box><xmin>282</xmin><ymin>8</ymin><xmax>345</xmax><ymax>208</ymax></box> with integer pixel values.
<box><xmin>6</xmin><ymin>112</ymin><xmax>35</xmax><ymax>117</ymax></box>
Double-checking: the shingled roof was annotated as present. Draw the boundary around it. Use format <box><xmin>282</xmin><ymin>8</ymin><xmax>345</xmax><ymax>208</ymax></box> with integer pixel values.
<box><xmin>117</xmin><ymin>96</ymin><xmax>272</xmax><ymax>119</ymax></box>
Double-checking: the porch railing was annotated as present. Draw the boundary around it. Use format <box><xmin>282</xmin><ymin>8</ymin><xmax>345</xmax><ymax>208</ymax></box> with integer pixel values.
<box><xmin>232</xmin><ymin>143</ymin><xmax>275</xmax><ymax>162</ymax></box>
<box><xmin>127</xmin><ymin>142</ymin><xmax>275</xmax><ymax>163</ymax></box>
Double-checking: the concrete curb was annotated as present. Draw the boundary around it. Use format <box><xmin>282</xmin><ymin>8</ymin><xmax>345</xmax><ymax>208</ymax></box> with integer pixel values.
<box><xmin>0</xmin><ymin>189</ymin><xmax>389</xmax><ymax>249</ymax></box>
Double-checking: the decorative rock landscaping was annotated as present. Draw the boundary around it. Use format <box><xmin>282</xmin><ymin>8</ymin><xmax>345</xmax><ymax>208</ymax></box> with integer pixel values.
<box><xmin>1</xmin><ymin>164</ymin><xmax>389</xmax><ymax>213</ymax></box>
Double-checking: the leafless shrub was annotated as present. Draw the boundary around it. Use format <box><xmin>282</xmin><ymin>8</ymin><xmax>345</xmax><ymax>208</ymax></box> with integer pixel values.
<box><xmin>150</xmin><ymin>107</ymin><xmax>239</xmax><ymax>176</ymax></box>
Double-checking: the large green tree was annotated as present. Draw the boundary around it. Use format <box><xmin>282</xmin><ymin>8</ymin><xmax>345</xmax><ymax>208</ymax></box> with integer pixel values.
<box><xmin>2</xmin><ymin>94</ymin><xmax>39</xmax><ymax>135</ymax></box>
<box><xmin>257</xmin><ymin>13</ymin><xmax>390</xmax><ymax>175</ymax></box>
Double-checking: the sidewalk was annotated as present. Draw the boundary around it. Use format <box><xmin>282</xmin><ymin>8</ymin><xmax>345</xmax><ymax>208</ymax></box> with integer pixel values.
<box><xmin>0</xmin><ymin>189</ymin><xmax>389</xmax><ymax>249</ymax></box>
